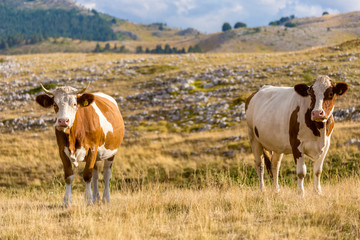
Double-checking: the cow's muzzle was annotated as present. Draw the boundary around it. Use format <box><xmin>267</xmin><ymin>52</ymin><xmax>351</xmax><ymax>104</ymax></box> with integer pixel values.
<box><xmin>311</xmin><ymin>110</ymin><xmax>326</xmax><ymax>122</ymax></box>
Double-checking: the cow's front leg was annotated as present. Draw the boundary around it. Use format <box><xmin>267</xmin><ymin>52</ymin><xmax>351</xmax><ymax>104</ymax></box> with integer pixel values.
<box><xmin>60</xmin><ymin>150</ymin><xmax>74</xmax><ymax>207</ymax></box>
<box><xmin>83</xmin><ymin>148</ymin><xmax>98</xmax><ymax>205</ymax></box>
<box><xmin>103</xmin><ymin>156</ymin><xmax>114</xmax><ymax>203</ymax></box>
<box><xmin>313</xmin><ymin>143</ymin><xmax>329</xmax><ymax>195</ymax></box>
<box><xmin>296</xmin><ymin>156</ymin><xmax>307</xmax><ymax>197</ymax></box>
<box><xmin>64</xmin><ymin>175</ymin><xmax>74</xmax><ymax>207</ymax></box>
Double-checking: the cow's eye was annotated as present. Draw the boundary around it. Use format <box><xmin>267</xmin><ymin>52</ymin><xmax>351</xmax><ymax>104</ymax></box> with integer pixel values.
<box><xmin>329</xmin><ymin>92</ymin><xmax>334</xmax><ymax>98</ymax></box>
<box><xmin>73</xmin><ymin>103</ymin><xmax>77</xmax><ymax>107</ymax></box>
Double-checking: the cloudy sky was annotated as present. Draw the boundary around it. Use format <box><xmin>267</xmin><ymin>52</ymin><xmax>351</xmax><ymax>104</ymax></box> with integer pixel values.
<box><xmin>74</xmin><ymin>0</ymin><xmax>360</xmax><ymax>33</ymax></box>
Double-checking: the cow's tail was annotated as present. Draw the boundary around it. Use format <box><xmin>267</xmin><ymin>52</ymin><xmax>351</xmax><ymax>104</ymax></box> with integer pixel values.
<box><xmin>263</xmin><ymin>149</ymin><xmax>273</xmax><ymax>178</ymax></box>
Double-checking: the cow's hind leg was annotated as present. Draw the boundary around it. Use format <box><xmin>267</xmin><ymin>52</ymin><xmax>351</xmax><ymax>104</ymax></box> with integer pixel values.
<box><xmin>271</xmin><ymin>152</ymin><xmax>283</xmax><ymax>193</ymax></box>
<box><xmin>92</xmin><ymin>161</ymin><xmax>101</xmax><ymax>203</ymax></box>
<box><xmin>103</xmin><ymin>156</ymin><xmax>114</xmax><ymax>203</ymax></box>
<box><xmin>249</xmin><ymin>128</ymin><xmax>266</xmax><ymax>192</ymax></box>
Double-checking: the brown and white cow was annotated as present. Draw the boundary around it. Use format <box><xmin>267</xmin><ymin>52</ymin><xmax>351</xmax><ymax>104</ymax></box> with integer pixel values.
<box><xmin>245</xmin><ymin>75</ymin><xmax>348</xmax><ymax>196</ymax></box>
<box><xmin>36</xmin><ymin>84</ymin><xmax>124</xmax><ymax>206</ymax></box>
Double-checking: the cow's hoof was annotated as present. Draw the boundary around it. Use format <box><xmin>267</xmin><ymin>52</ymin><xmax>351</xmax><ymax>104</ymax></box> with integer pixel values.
<box><xmin>63</xmin><ymin>202</ymin><xmax>71</xmax><ymax>208</ymax></box>
<box><xmin>297</xmin><ymin>189</ymin><xmax>305</xmax><ymax>198</ymax></box>
<box><xmin>314</xmin><ymin>189</ymin><xmax>323</xmax><ymax>196</ymax></box>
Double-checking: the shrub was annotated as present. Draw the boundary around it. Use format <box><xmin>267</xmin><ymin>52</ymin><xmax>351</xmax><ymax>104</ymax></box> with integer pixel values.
<box><xmin>234</xmin><ymin>22</ymin><xmax>247</xmax><ymax>29</ymax></box>
<box><xmin>222</xmin><ymin>22</ymin><xmax>232</xmax><ymax>32</ymax></box>
<box><xmin>284</xmin><ymin>22</ymin><xmax>297</xmax><ymax>28</ymax></box>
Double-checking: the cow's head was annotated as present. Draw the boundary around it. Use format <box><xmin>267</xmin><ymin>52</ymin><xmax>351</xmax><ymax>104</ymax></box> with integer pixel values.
<box><xmin>35</xmin><ymin>84</ymin><xmax>94</xmax><ymax>131</ymax></box>
<box><xmin>294</xmin><ymin>75</ymin><xmax>348</xmax><ymax>122</ymax></box>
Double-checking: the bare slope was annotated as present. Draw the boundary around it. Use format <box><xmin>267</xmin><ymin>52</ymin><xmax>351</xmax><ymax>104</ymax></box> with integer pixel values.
<box><xmin>198</xmin><ymin>11</ymin><xmax>360</xmax><ymax>52</ymax></box>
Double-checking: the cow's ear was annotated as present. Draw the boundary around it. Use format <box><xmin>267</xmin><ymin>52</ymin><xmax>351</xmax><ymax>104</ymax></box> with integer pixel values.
<box><xmin>36</xmin><ymin>94</ymin><xmax>54</xmax><ymax>108</ymax></box>
<box><xmin>294</xmin><ymin>83</ymin><xmax>309</xmax><ymax>97</ymax></box>
<box><xmin>334</xmin><ymin>82</ymin><xmax>348</xmax><ymax>96</ymax></box>
<box><xmin>77</xmin><ymin>93</ymin><xmax>94</xmax><ymax>107</ymax></box>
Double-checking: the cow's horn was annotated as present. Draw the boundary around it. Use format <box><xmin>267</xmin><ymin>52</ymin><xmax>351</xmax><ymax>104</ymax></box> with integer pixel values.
<box><xmin>76</xmin><ymin>82</ymin><xmax>90</xmax><ymax>95</ymax></box>
<box><xmin>40</xmin><ymin>83</ymin><xmax>54</xmax><ymax>95</ymax></box>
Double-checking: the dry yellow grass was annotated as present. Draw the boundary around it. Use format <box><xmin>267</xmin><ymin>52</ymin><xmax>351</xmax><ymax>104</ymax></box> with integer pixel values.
<box><xmin>1</xmin><ymin>178</ymin><xmax>360</xmax><ymax>240</ymax></box>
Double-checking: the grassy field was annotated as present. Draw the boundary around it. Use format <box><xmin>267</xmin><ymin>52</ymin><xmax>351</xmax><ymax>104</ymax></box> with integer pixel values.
<box><xmin>1</xmin><ymin>179</ymin><xmax>360</xmax><ymax>240</ymax></box>
<box><xmin>1</xmin><ymin>40</ymin><xmax>360</xmax><ymax>239</ymax></box>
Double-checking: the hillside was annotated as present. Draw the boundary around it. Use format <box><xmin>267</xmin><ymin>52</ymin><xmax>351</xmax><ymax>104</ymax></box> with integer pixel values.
<box><xmin>197</xmin><ymin>11</ymin><xmax>360</xmax><ymax>52</ymax></box>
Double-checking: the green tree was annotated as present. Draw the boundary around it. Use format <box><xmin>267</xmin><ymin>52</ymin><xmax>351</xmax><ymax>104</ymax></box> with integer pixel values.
<box><xmin>222</xmin><ymin>22</ymin><xmax>232</xmax><ymax>32</ymax></box>
<box><xmin>136</xmin><ymin>46</ymin><xmax>143</xmax><ymax>53</ymax></box>
<box><xmin>234</xmin><ymin>22</ymin><xmax>247</xmax><ymax>28</ymax></box>
<box><xmin>94</xmin><ymin>43</ymin><xmax>102</xmax><ymax>52</ymax></box>
<box><xmin>104</xmin><ymin>43</ymin><xmax>110</xmax><ymax>51</ymax></box>
<box><xmin>193</xmin><ymin>44</ymin><xmax>202</xmax><ymax>53</ymax></box>
<box><xmin>155</xmin><ymin>45</ymin><xmax>163</xmax><ymax>53</ymax></box>
<box><xmin>119</xmin><ymin>45</ymin><xmax>126</xmax><ymax>53</ymax></box>
<box><xmin>164</xmin><ymin>44</ymin><xmax>172</xmax><ymax>53</ymax></box>
<box><xmin>322</xmin><ymin>11</ymin><xmax>329</xmax><ymax>16</ymax></box>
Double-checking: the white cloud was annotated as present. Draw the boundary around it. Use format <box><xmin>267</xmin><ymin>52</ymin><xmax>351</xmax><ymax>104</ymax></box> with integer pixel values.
<box><xmin>82</xmin><ymin>3</ymin><xmax>96</xmax><ymax>10</ymax></box>
<box><xmin>174</xmin><ymin>0</ymin><xmax>197</xmax><ymax>15</ymax></box>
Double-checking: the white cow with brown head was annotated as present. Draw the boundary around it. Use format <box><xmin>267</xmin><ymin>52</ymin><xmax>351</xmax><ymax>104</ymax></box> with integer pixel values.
<box><xmin>36</xmin><ymin>84</ymin><xmax>124</xmax><ymax>206</ymax></box>
<box><xmin>245</xmin><ymin>75</ymin><xmax>348</xmax><ymax>196</ymax></box>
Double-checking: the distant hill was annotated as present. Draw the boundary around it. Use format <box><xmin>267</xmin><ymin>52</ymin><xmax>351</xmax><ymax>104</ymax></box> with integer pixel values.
<box><xmin>0</xmin><ymin>0</ymin><xmax>202</xmax><ymax>53</ymax></box>
<box><xmin>195</xmin><ymin>11</ymin><xmax>360</xmax><ymax>52</ymax></box>
<box><xmin>0</xmin><ymin>4</ymin><xmax>116</xmax><ymax>41</ymax></box>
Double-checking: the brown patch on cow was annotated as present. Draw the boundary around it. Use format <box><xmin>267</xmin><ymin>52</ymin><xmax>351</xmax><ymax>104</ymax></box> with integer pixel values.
<box><xmin>35</xmin><ymin>94</ymin><xmax>54</xmax><ymax>108</ymax></box>
<box><xmin>54</xmin><ymin>102</ymin><xmax>59</xmax><ymax>113</ymax></box>
<box><xmin>94</xmin><ymin>95</ymin><xmax>125</xmax><ymax>151</ymax></box>
<box><xmin>83</xmin><ymin>148</ymin><xmax>98</xmax><ymax>182</ymax></box>
<box><xmin>254</xmin><ymin>126</ymin><xmax>259</xmax><ymax>138</ymax></box>
<box><xmin>323</xmin><ymin>87</ymin><xmax>335</xmax><ymax>118</ymax></box>
<box><xmin>305</xmin><ymin>88</ymin><xmax>324</xmax><ymax>137</ymax></box>
<box><xmin>68</xmin><ymin>104</ymin><xmax>103</xmax><ymax>155</ymax></box>
<box><xmin>308</xmin><ymin>88</ymin><xmax>316</xmax><ymax>109</ymax></box>
<box><xmin>263</xmin><ymin>150</ymin><xmax>272</xmax><ymax>178</ymax></box>
<box><xmin>326</xmin><ymin>115</ymin><xmax>334</xmax><ymax>137</ymax></box>
<box><xmin>55</xmin><ymin>129</ymin><xmax>73</xmax><ymax>180</ymax></box>
<box><xmin>297</xmin><ymin>172</ymin><xmax>305</xmax><ymax>179</ymax></box>
<box><xmin>289</xmin><ymin>106</ymin><xmax>301</xmax><ymax>164</ymax></box>
<box><xmin>294</xmin><ymin>83</ymin><xmax>309</xmax><ymax>97</ymax></box>
<box><xmin>245</xmin><ymin>90</ymin><xmax>259</xmax><ymax>111</ymax></box>
<box><xmin>305</xmin><ymin>109</ymin><xmax>324</xmax><ymax>137</ymax></box>
<box><xmin>334</xmin><ymin>82</ymin><xmax>349</xmax><ymax>96</ymax></box>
